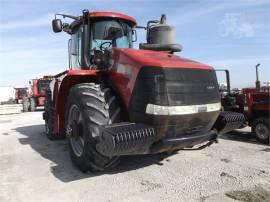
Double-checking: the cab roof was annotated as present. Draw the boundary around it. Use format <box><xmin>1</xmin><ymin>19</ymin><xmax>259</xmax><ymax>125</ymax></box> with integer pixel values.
<box><xmin>89</xmin><ymin>11</ymin><xmax>136</xmax><ymax>26</ymax></box>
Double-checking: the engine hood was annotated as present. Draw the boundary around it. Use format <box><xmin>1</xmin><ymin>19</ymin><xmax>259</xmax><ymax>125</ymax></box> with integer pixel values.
<box><xmin>112</xmin><ymin>48</ymin><xmax>213</xmax><ymax>70</ymax></box>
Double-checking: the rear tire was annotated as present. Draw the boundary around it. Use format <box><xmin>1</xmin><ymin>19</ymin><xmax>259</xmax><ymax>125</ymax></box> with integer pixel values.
<box><xmin>22</xmin><ymin>98</ymin><xmax>30</xmax><ymax>112</ymax></box>
<box><xmin>252</xmin><ymin>117</ymin><xmax>269</xmax><ymax>144</ymax></box>
<box><xmin>29</xmin><ymin>98</ymin><xmax>36</xmax><ymax>111</ymax></box>
<box><xmin>65</xmin><ymin>83</ymin><xmax>122</xmax><ymax>172</ymax></box>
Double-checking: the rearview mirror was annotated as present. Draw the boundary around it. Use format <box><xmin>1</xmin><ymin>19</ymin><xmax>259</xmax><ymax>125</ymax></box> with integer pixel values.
<box><xmin>52</xmin><ymin>19</ymin><xmax>62</xmax><ymax>33</ymax></box>
<box><xmin>132</xmin><ymin>29</ymin><xmax>137</xmax><ymax>42</ymax></box>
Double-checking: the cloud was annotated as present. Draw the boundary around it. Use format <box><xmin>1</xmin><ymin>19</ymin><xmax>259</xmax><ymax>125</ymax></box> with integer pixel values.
<box><xmin>171</xmin><ymin>0</ymin><xmax>270</xmax><ymax>26</ymax></box>
<box><xmin>0</xmin><ymin>34</ymin><xmax>65</xmax><ymax>52</ymax></box>
<box><xmin>0</xmin><ymin>14</ymin><xmax>53</xmax><ymax>30</ymax></box>
<box><xmin>206</xmin><ymin>56</ymin><xmax>270</xmax><ymax>68</ymax></box>
<box><xmin>218</xmin><ymin>13</ymin><xmax>255</xmax><ymax>38</ymax></box>
<box><xmin>0</xmin><ymin>47</ymin><xmax>67</xmax><ymax>83</ymax></box>
<box><xmin>0</xmin><ymin>0</ymin><xmax>269</xmax><ymax>88</ymax></box>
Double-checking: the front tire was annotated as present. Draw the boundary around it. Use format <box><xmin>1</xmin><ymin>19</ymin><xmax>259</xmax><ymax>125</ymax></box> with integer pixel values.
<box><xmin>44</xmin><ymin>90</ymin><xmax>55</xmax><ymax>140</ymax></box>
<box><xmin>22</xmin><ymin>98</ymin><xmax>30</xmax><ymax>112</ymax></box>
<box><xmin>65</xmin><ymin>83</ymin><xmax>122</xmax><ymax>172</ymax></box>
<box><xmin>29</xmin><ymin>98</ymin><xmax>36</xmax><ymax>111</ymax></box>
<box><xmin>252</xmin><ymin>117</ymin><xmax>269</xmax><ymax>144</ymax></box>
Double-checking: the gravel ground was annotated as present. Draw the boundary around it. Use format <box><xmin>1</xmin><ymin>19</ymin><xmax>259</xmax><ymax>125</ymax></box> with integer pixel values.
<box><xmin>0</xmin><ymin>111</ymin><xmax>269</xmax><ymax>202</ymax></box>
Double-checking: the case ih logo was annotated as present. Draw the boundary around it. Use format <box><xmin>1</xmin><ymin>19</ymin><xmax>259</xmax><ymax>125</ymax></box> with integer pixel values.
<box><xmin>206</xmin><ymin>86</ymin><xmax>215</xmax><ymax>90</ymax></box>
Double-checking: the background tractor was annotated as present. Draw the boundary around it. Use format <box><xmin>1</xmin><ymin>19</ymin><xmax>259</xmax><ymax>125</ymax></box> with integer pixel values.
<box><xmin>216</xmin><ymin>65</ymin><xmax>270</xmax><ymax>144</ymax></box>
<box><xmin>15</xmin><ymin>87</ymin><xmax>28</xmax><ymax>104</ymax></box>
<box><xmin>23</xmin><ymin>76</ymin><xmax>53</xmax><ymax>112</ymax></box>
<box><xmin>43</xmin><ymin>10</ymin><xmax>245</xmax><ymax>172</ymax></box>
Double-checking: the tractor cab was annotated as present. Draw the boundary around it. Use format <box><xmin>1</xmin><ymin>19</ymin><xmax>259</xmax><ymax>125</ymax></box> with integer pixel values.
<box><xmin>52</xmin><ymin>10</ymin><xmax>182</xmax><ymax>70</ymax></box>
<box><xmin>15</xmin><ymin>88</ymin><xmax>28</xmax><ymax>104</ymax></box>
<box><xmin>37</xmin><ymin>79</ymin><xmax>52</xmax><ymax>94</ymax></box>
<box><xmin>52</xmin><ymin>11</ymin><xmax>136</xmax><ymax>70</ymax></box>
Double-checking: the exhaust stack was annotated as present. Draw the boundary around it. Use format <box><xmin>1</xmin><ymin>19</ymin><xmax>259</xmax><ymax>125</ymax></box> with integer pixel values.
<box><xmin>255</xmin><ymin>63</ymin><xmax>261</xmax><ymax>91</ymax></box>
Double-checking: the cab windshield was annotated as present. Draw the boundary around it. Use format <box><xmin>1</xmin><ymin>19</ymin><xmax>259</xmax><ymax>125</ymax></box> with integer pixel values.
<box><xmin>91</xmin><ymin>20</ymin><xmax>133</xmax><ymax>51</ymax></box>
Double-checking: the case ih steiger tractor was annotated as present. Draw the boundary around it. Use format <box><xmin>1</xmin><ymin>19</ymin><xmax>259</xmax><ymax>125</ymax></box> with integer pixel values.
<box><xmin>43</xmin><ymin>10</ymin><xmax>245</xmax><ymax>172</ymax></box>
<box><xmin>216</xmin><ymin>65</ymin><xmax>270</xmax><ymax>144</ymax></box>
<box><xmin>23</xmin><ymin>76</ymin><xmax>53</xmax><ymax>112</ymax></box>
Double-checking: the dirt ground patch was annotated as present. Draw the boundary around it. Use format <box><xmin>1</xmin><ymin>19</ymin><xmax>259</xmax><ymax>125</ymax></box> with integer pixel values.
<box><xmin>0</xmin><ymin>112</ymin><xmax>270</xmax><ymax>202</ymax></box>
<box><xmin>225</xmin><ymin>185</ymin><xmax>270</xmax><ymax>202</ymax></box>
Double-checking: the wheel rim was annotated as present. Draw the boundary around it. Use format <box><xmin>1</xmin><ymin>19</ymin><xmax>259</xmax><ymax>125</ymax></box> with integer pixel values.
<box><xmin>255</xmin><ymin>123</ymin><xmax>269</xmax><ymax>140</ymax></box>
<box><xmin>67</xmin><ymin>105</ymin><xmax>84</xmax><ymax>157</ymax></box>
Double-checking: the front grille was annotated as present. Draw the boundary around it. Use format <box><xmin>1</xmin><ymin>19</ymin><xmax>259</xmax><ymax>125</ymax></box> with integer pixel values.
<box><xmin>128</xmin><ymin>66</ymin><xmax>221</xmax><ymax>138</ymax></box>
<box><xmin>129</xmin><ymin>66</ymin><xmax>220</xmax><ymax>113</ymax></box>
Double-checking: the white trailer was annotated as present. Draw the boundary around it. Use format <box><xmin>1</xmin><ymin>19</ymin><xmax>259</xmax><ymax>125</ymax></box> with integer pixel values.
<box><xmin>0</xmin><ymin>87</ymin><xmax>22</xmax><ymax>114</ymax></box>
<box><xmin>0</xmin><ymin>86</ymin><xmax>16</xmax><ymax>104</ymax></box>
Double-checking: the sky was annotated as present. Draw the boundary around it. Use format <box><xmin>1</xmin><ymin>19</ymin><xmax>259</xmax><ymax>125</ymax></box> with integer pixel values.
<box><xmin>0</xmin><ymin>0</ymin><xmax>269</xmax><ymax>88</ymax></box>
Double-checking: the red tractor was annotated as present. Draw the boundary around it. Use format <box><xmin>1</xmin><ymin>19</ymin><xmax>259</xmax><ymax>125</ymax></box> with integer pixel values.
<box><xmin>243</xmin><ymin>88</ymin><xmax>269</xmax><ymax>144</ymax></box>
<box><xmin>23</xmin><ymin>76</ymin><xmax>53</xmax><ymax>112</ymax></box>
<box><xmin>15</xmin><ymin>87</ymin><xmax>28</xmax><ymax>104</ymax></box>
<box><xmin>43</xmin><ymin>10</ymin><xmax>245</xmax><ymax>172</ymax></box>
<box><xmin>216</xmin><ymin>66</ymin><xmax>270</xmax><ymax>144</ymax></box>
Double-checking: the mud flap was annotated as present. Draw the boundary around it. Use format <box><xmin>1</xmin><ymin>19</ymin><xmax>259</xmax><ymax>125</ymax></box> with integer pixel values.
<box><xmin>213</xmin><ymin>111</ymin><xmax>246</xmax><ymax>135</ymax></box>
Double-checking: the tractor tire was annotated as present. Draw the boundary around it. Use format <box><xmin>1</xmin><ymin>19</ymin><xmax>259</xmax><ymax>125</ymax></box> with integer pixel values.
<box><xmin>29</xmin><ymin>98</ymin><xmax>36</xmax><ymax>112</ymax></box>
<box><xmin>22</xmin><ymin>98</ymin><xmax>30</xmax><ymax>112</ymax></box>
<box><xmin>44</xmin><ymin>90</ymin><xmax>55</xmax><ymax>140</ymax></box>
<box><xmin>252</xmin><ymin>117</ymin><xmax>269</xmax><ymax>144</ymax></box>
<box><xmin>65</xmin><ymin>83</ymin><xmax>121</xmax><ymax>172</ymax></box>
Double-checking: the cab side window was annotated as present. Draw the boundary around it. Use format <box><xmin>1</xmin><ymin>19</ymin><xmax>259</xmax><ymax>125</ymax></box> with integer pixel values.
<box><xmin>70</xmin><ymin>28</ymin><xmax>82</xmax><ymax>69</ymax></box>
